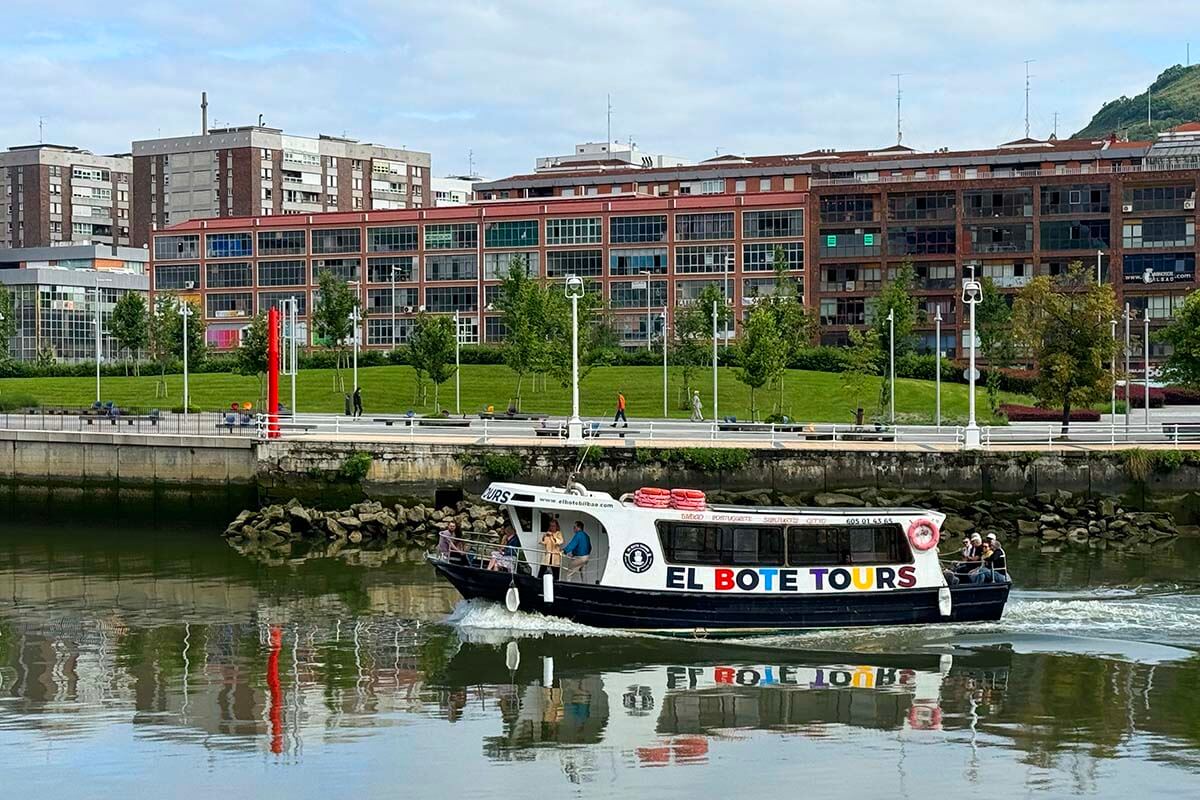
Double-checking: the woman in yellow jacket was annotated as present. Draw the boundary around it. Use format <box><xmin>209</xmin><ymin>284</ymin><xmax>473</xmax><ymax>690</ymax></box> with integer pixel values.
<box><xmin>540</xmin><ymin>518</ymin><xmax>563</xmax><ymax>580</ymax></box>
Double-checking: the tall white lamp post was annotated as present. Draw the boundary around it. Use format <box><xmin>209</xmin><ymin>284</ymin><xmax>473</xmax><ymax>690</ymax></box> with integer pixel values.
<box><xmin>711</xmin><ymin>299</ymin><xmax>719</xmax><ymax>424</ymax></box>
<box><xmin>1096</xmin><ymin>249</ymin><xmax>1104</xmax><ymax>284</ymax></box>
<box><xmin>886</xmin><ymin>308</ymin><xmax>895</xmax><ymax>424</ymax></box>
<box><xmin>962</xmin><ymin>277</ymin><xmax>983</xmax><ymax>449</ymax></box>
<box><xmin>94</xmin><ymin>277</ymin><xmax>114</xmax><ymax>404</ymax></box>
<box><xmin>723</xmin><ymin>255</ymin><xmax>732</xmax><ymax>350</ymax></box>
<box><xmin>934</xmin><ymin>306</ymin><xmax>942</xmax><ymax>428</ymax></box>
<box><xmin>565</xmin><ymin>276</ymin><xmax>585</xmax><ymax>443</ymax></box>
<box><xmin>660</xmin><ymin>308</ymin><xmax>668</xmax><ymax>418</ymax></box>
<box><xmin>639</xmin><ymin>270</ymin><xmax>653</xmax><ymax>351</ymax></box>
<box><xmin>1143</xmin><ymin>314</ymin><xmax>1151</xmax><ymax>427</ymax></box>
<box><xmin>1110</xmin><ymin>318</ymin><xmax>1117</xmax><ymax>431</ymax></box>
<box><xmin>178</xmin><ymin>300</ymin><xmax>193</xmax><ymax>414</ymax></box>
<box><xmin>349</xmin><ymin>306</ymin><xmax>362</xmax><ymax>391</ymax></box>
<box><xmin>453</xmin><ymin>310</ymin><xmax>461</xmax><ymax>415</ymax></box>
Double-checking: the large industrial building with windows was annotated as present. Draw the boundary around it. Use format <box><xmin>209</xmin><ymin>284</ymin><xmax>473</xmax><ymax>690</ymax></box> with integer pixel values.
<box><xmin>148</xmin><ymin>124</ymin><xmax>1200</xmax><ymax>370</ymax></box>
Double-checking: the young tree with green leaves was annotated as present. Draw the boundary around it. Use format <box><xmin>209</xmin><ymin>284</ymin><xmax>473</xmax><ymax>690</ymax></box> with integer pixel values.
<box><xmin>408</xmin><ymin>312</ymin><xmax>458</xmax><ymax>413</ymax></box>
<box><xmin>149</xmin><ymin>294</ymin><xmax>207</xmax><ymax>401</ymax></box>
<box><xmin>0</xmin><ymin>286</ymin><xmax>15</xmax><ymax>363</ymax></box>
<box><xmin>736</xmin><ymin>305</ymin><xmax>787</xmax><ymax>421</ymax></box>
<box><xmin>312</xmin><ymin>270</ymin><xmax>357</xmax><ymax>394</ymax></box>
<box><xmin>542</xmin><ymin>281</ymin><xmax>610</xmax><ymax>389</ymax></box>
<box><xmin>1012</xmin><ymin>262</ymin><xmax>1119</xmax><ymax>432</ymax></box>
<box><xmin>759</xmin><ymin>246</ymin><xmax>814</xmax><ymax>413</ymax></box>
<box><xmin>497</xmin><ymin>255</ymin><xmax>542</xmax><ymax>408</ymax></box>
<box><xmin>841</xmin><ymin>328</ymin><xmax>881</xmax><ymax>424</ymax></box>
<box><xmin>235</xmin><ymin>312</ymin><xmax>270</xmax><ymax>406</ymax></box>
<box><xmin>1158</xmin><ymin>289</ymin><xmax>1200</xmax><ymax>388</ymax></box>
<box><xmin>109</xmin><ymin>292</ymin><xmax>149</xmax><ymax>376</ymax></box>
<box><xmin>976</xmin><ymin>277</ymin><xmax>1017</xmax><ymax>414</ymax></box>
<box><xmin>671</xmin><ymin>302</ymin><xmax>712</xmax><ymax>408</ymax></box>
<box><xmin>871</xmin><ymin>262</ymin><xmax>917</xmax><ymax>415</ymax></box>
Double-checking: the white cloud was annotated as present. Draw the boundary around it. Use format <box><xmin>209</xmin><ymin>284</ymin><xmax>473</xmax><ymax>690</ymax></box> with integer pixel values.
<box><xmin>0</xmin><ymin>0</ymin><xmax>1194</xmax><ymax>176</ymax></box>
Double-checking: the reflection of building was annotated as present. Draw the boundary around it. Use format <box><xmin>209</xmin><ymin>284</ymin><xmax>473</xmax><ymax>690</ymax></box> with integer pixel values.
<box><xmin>0</xmin><ymin>247</ymin><xmax>149</xmax><ymax>362</ymax></box>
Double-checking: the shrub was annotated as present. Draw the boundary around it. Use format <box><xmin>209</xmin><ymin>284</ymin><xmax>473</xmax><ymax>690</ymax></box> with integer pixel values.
<box><xmin>1124</xmin><ymin>448</ymin><xmax>1152</xmax><ymax>483</ymax></box>
<box><xmin>997</xmin><ymin>403</ymin><xmax>1101</xmax><ymax>422</ymax></box>
<box><xmin>1162</xmin><ymin>386</ymin><xmax>1200</xmax><ymax>405</ymax></box>
<box><xmin>457</xmin><ymin>450</ymin><xmax>526</xmax><ymax>480</ymax></box>
<box><xmin>1116</xmin><ymin>385</ymin><xmax>1165</xmax><ymax>408</ymax></box>
<box><xmin>338</xmin><ymin>451</ymin><xmax>374</xmax><ymax>482</ymax></box>
<box><xmin>1151</xmin><ymin>450</ymin><xmax>1184</xmax><ymax>474</ymax></box>
<box><xmin>0</xmin><ymin>392</ymin><xmax>40</xmax><ymax>412</ymax></box>
<box><xmin>635</xmin><ymin>447</ymin><xmax>750</xmax><ymax>472</ymax></box>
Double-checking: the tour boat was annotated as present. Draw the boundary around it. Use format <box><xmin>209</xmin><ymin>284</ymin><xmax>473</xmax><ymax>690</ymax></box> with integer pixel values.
<box><xmin>428</xmin><ymin>481</ymin><xmax>1011</xmax><ymax>634</ymax></box>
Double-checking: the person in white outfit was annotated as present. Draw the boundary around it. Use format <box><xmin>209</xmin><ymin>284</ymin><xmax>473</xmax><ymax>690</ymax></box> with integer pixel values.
<box><xmin>690</xmin><ymin>390</ymin><xmax>704</xmax><ymax>421</ymax></box>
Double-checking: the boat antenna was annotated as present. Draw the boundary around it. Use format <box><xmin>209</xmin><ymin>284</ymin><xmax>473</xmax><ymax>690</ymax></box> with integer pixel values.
<box><xmin>566</xmin><ymin>445</ymin><xmax>594</xmax><ymax>491</ymax></box>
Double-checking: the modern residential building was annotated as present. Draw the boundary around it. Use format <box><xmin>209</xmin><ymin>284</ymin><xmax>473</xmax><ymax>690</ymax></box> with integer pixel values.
<box><xmin>0</xmin><ymin>145</ymin><xmax>134</xmax><ymax>249</ymax></box>
<box><xmin>0</xmin><ymin>245</ymin><xmax>149</xmax><ymax>363</ymax></box>
<box><xmin>535</xmin><ymin>141</ymin><xmax>692</xmax><ymax>173</ymax></box>
<box><xmin>131</xmin><ymin>126</ymin><xmax>432</xmax><ymax>246</ymax></box>
<box><xmin>432</xmin><ymin>175</ymin><xmax>481</xmax><ymax>207</ymax></box>
<box><xmin>147</xmin><ymin>192</ymin><xmax>805</xmax><ymax>351</ymax></box>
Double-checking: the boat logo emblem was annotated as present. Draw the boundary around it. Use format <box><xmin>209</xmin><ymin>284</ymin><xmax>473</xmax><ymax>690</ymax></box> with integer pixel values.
<box><xmin>623</xmin><ymin>543</ymin><xmax>654</xmax><ymax>573</ymax></box>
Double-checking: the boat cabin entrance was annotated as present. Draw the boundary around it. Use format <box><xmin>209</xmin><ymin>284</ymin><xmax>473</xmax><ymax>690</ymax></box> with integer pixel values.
<box><xmin>507</xmin><ymin>504</ymin><xmax>609</xmax><ymax>586</ymax></box>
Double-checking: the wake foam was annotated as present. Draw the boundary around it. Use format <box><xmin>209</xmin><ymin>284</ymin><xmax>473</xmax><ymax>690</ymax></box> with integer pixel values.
<box><xmin>445</xmin><ymin>598</ymin><xmax>629</xmax><ymax>639</ymax></box>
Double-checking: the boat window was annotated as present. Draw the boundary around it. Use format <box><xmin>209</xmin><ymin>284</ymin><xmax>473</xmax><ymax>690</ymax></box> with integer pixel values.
<box><xmin>786</xmin><ymin>526</ymin><xmax>912</xmax><ymax>566</ymax></box>
<box><xmin>658</xmin><ymin>523</ymin><xmax>784</xmax><ymax>566</ymax></box>
<box><xmin>511</xmin><ymin>505</ymin><xmax>533</xmax><ymax>536</ymax></box>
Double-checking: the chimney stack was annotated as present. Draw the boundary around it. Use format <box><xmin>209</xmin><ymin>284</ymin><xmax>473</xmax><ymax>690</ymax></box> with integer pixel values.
<box><xmin>201</xmin><ymin>91</ymin><xmax>208</xmax><ymax>135</ymax></box>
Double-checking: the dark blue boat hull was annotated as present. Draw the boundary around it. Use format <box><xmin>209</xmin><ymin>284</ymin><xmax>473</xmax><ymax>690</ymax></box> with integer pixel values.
<box><xmin>429</xmin><ymin>558</ymin><xmax>1010</xmax><ymax>632</ymax></box>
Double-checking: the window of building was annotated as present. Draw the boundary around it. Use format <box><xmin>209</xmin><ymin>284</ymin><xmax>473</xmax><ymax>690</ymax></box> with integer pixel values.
<box><xmin>545</xmin><ymin>217</ymin><xmax>602</xmax><ymax>245</ymax></box>
<box><xmin>743</xmin><ymin>276</ymin><xmax>802</xmax><ymax>304</ymax></box>
<box><xmin>206</xmin><ymin>292</ymin><xmax>254</xmax><ymax>318</ymax></box>
<box><xmin>819</xmin><ymin>195</ymin><xmax>876</xmax><ymax>223</ymax></box>
<box><xmin>312</xmin><ymin>257</ymin><xmax>360</xmax><ymax>282</ymax></box>
<box><xmin>978</xmin><ymin>260</ymin><xmax>1033</xmax><ymax>288</ymax></box>
<box><xmin>154</xmin><ymin>263</ymin><xmax>200</xmax><ymax>291</ymax></box>
<box><xmin>257</xmin><ymin>230</ymin><xmax>306</xmax><ymax>256</ymax></box>
<box><xmin>311</xmin><ymin>227</ymin><xmax>361</xmax><ymax>254</ymax></box>
<box><xmin>484</xmin><ymin>251</ymin><xmax>540</xmax><ymax>280</ymax></box>
<box><xmin>425</xmin><ymin>222</ymin><xmax>478</xmax><ymax>249</ymax></box>
<box><xmin>610</xmin><ymin>215</ymin><xmax>667</xmax><ymax>244</ymax></box>
<box><xmin>424</xmin><ymin>286</ymin><xmax>478</xmax><ymax>312</ymax></box>
<box><xmin>675</xmin><ymin>212</ymin><xmax>734</xmax><ymax>241</ymax></box>
<box><xmin>819</xmin><ymin>297</ymin><xmax>867</xmax><ymax>326</ymax></box>
<box><xmin>1122</xmin><ymin>185</ymin><xmax>1195</xmax><ymax>212</ymax></box>
<box><xmin>366</xmin><ymin>225</ymin><xmax>418</xmax><ymax>253</ymax></box>
<box><xmin>72</xmin><ymin>166</ymin><xmax>110</xmax><ymax>182</ymax></box>
<box><xmin>206</xmin><ymin>261</ymin><xmax>253</xmax><ymax>289</ymax></box>
<box><xmin>887</xmin><ymin>192</ymin><xmax>956</xmax><ymax>222</ymax></box>
<box><xmin>819</xmin><ymin>229</ymin><xmax>882</xmax><ymax>258</ymax></box>
<box><xmin>675</xmin><ymin>279</ymin><xmax>728</xmax><ymax>305</ymax></box>
<box><xmin>154</xmin><ymin>234</ymin><xmax>200</xmax><ymax>261</ymax></box>
<box><xmin>760</xmin><ymin>178</ymin><xmax>772</xmax><ymax>192</ymax></box>
<box><xmin>366</xmin><ymin>317</ymin><xmax>415</xmax><ymax>346</ymax></box>
<box><xmin>914</xmin><ymin>263</ymin><xmax>956</xmax><ymax>289</ymax></box>
<box><xmin>887</xmin><ymin>226</ymin><xmax>955</xmax><ymax>256</ymax></box>
<box><xmin>366</xmin><ymin>287</ymin><xmax>419</xmax><ymax>313</ymax></box>
<box><xmin>1040</xmin><ymin>184</ymin><xmax>1110</xmax><ymax>215</ymax></box>
<box><xmin>366</xmin><ymin>256</ymin><xmax>415</xmax><ymax>284</ymax></box>
<box><xmin>425</xmin><ymin>253</ymin><xmax>478</xmax><ymax>281</ymax></box>
<box><xmin>259</xmin><ymin>291</ymin><xmax>307</xmax><ymax>316</ymax></box>
<box><xmin>964</xmin><ymin>188</ymin><xmax>1033</xmax><ymax>218</ymax></box>
<box><xmin>546</xmin><ymin>249</ymin><xmax>603</xmax><ymax>278</ymax></box>
<box><xmin>967</xmin><ymin>223</ymin><xmax>1033</xmax><ymax>254</ymax></box>
<box><xmin>1040</xmin><ymin>220</ymin><xmax>1111</xmax><ymax>251</ymax></box>
<box><xmin>1122</xmin><ymin>217</ymin><xmax>1195</xmax><ymax>249</ymax></box>
<box><xmin>610</xmin><ymin>280</ymin><xmax>668</xmax><ymax>308</ymax></box>
<box><xmin>610</xmin><ymin>247</ymin><xmax>668</xmax><ymax>276</ymax></box>
<box><xmin>743</xmin><ymin>241</ymin><xmax>803</xmax><ymax>271</ymax></box>
<box><xmin>484</xmin><ymin>316</ymin><xmax>507</xmax><ymax>343</ymax></box>
<box><xmin>484</xmin><ymin>219</ymin><xmax>539</xmax><ymax>248</ymax></box>
<box><xmin>658</xmin><ymin>522</ymin><xmax>785</xmax><ymax>566</ymax></box>
<box><xmin>676</xmin><ymin>244</ymin><xmax>735</xmax><ymax>273</ymax></box>
<box><xmin>735</xmin><ymin>179</ymin><xmax>746</xmax><ymax>193</ymax></box>
<box><xmin>257</xmin><ymin>259</ymin><xmax>307</xmax><ymax>287</ymax></box>
<box><xmin>1122</xmin><ymin>253</ymin><xmax>1196</xmax><ymax>284</ymax></box>
<box><xmin>743</xmin><ymin>209</ymin><xmax>804</xmax><ymax>239</ymax></box>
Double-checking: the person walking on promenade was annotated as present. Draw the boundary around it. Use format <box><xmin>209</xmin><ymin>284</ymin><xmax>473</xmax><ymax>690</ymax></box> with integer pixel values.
<box><xmin>611</xmin><ymin>390</ymin><xmax>628</xmax><ymax>428</ymax></box>
<box><xmin>352</xmin><ymin>386</ymin><xmax>363</xmax><ymax>418</ymax></box>
<box><xmin>690</xmin><ymin>390</ymin><xmax>704</xmax><ymax>421</ymax></box>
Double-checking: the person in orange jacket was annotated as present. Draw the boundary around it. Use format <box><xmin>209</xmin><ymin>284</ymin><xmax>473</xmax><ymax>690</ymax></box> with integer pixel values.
<box><xmin>611</xmin><ymin>390</ymin><xmax>628</xmax><ymax>428</ymax></box>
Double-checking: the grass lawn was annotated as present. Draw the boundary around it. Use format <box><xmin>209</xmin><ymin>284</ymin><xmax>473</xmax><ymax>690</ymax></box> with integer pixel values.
<box><xmin>0</xmin><ymin>365</ymin><xmax>1028</xmax><ymax>424</ymax></box>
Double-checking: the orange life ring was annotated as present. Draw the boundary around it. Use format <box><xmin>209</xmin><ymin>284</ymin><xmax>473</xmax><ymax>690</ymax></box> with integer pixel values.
<box><xmin>907</xmin><ymin>518</ymin><xmax>940</xmax><ymax>551</ymax></box>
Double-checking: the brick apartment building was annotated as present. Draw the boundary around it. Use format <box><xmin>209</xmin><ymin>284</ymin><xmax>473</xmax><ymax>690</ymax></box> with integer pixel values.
<box><xmin>0</xmin><ymin>144</ymin><xmax>134</xmax><ymax>249</ymax></box>
<box><xmin>131</xmin><ymin>126</ymin><xmax>432</xmax><ymax>247</ymax></box>
<box><xmin>150</xmin><ymin>125</ymin><xmax>1200</xmax><ymax>368</ymax></box>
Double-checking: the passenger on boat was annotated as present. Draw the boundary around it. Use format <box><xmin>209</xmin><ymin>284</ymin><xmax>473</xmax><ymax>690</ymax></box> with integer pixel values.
<box><xmin>970</xmin><ymin>533</ymin><xmax>1009</xmax><ymax>584</ymax></box>
<box><xmin>487</xmin><ymin>525</ymin><xmax>521</xmax><ymax>572</ymax></box>
<box><xmin>561</xmin><ymin>520</ymin><xmax>592</xmax><ymax>578</ymax></box>
<box><xmin>540</xmin><ymin>519</ymin><xmax>564</xmax><ymax>580</ymax></box>
<box><xmin>437</xmin><ymin>520</ymin><xmax>468</xmax><ymax>565</ymax></box>
<box><xmin>943</xmin><ymin>533</ymin><xmax>983</xmax><ymax>585</ymax></box>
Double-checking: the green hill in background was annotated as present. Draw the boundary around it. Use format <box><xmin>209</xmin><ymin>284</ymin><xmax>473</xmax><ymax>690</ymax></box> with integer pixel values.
<box><xmin>1074</xmin><ymin>64</ymin><xmax>1200</xmax><ymax>140</ymax></box>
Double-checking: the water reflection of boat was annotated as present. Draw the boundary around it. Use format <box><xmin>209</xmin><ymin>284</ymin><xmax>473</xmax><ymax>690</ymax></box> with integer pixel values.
<box><xmin>434</xmin><ymin>637</ymin><xmax>1013</xmax><ymax>765</ymax></box>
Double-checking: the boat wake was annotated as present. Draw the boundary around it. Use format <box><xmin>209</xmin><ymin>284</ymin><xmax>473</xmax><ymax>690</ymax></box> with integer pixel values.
<box><xmin>445</xmin><ymin>598</ymin><xmax>632</xmax><ymax>641</ymax></box>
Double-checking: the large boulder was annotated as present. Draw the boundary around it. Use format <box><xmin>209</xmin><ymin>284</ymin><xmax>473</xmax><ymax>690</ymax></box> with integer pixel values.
<box><xmin>1016</xmin><ymin>519</ymin><xmax>1039</xmax><ymax>537</ymax></box>
<box><xmin>813</xmin><ymin>492</ymin><xmax>860</xmax><ymax>507</ymax></box>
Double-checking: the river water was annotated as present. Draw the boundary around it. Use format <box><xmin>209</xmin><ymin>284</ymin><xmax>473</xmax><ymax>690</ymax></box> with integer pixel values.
<box><xmin>2</xmin><ymin>517</ymin><xmax>1199</xmax><ymax>797</ymax></box>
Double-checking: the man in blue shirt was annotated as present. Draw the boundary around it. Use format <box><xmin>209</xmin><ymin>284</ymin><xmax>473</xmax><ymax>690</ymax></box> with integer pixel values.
<box><xmin>562</xmin><ymin>520</ymin><xmax>592</xmax><ymax>579</ymax></box>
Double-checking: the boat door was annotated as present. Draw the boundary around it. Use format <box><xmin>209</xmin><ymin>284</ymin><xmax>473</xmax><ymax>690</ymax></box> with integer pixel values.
<box><xmin>531</xmin><ymin>508</ymin><xmax>609</xmax><ymax>586</ymax></box>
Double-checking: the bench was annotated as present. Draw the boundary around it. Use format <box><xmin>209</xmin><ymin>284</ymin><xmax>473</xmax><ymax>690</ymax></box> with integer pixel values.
<box><xmin>534</xmin><ymin>426</ymin><xmax>565</xmax><ymax>438</ymax></box>
<box><xmin>417</xmin><ymin>417</ymin><xmax>472</xmax><ymax>428</ymax></box>
<box><xmin>1163</xmin><ymin>422</ymin><xmax>1200</xmax><ymax>441</ymax></box>
<box><xmin>479</xmin><ymin>411</ymin><xmax>549</xmax><ymax>421</ymax></box>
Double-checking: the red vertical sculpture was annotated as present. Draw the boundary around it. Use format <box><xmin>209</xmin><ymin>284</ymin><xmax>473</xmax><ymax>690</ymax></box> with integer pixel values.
<box><xmin>267</xmin><ymin>306</ymin><xmax>280</xmax><ymax>439</ymax></box>
<box><xmin>266</xmin><ymin>625</ymin><xmax>284</xmax><ymax>754</ymax></box>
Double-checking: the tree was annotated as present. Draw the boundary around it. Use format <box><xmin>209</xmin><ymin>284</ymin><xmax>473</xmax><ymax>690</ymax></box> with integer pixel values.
<box><xmin>1012</xmin><ymin>262</ymin><xmax>1119</xmax><ymax>432</ymax></box>
<box><xmin>976</xmin><ymin>278</ymin><xmax>1017</xmax><ymax>414</ymax></box>
<box><xmin>149</xmin><ymin>294</ymin><xmax>206</xmax><ymax>399</ymax></box>
<box><xmin>312</xmin><ymin>270</ymin><xmax>357</xmax><ymax>394</ymax></box>
<box><xmin>671</xmin><ymin>302</ymin><xmax>712</xmax><ymax>408</ymax></box>
<box><xmin>542</xmin><ymin>281</ymin><xmax>610</xmax><ymax>389</ymax></box>
<box><xmin>497</xmin><ymin>255</ymin><xmax>542</xmax><ymax>408</ymax></box>
<box><xmin>841</xmin><ymin>328</ymin><xmax>881</xmax><ymax>424</ymax></box>
<box><xmin>0</xmin><ymin>286</ymin><xmax>14</xmax><ymax>363</ymax></box>
<box><xmin>736</xmin><ymin>305</ymin><xmax>786</xmax><ymax>421</ymax></box>
<box><xmin>409</xmin><ymin>312</ymin><xmax>458</xmax><ymax>412</ymax></box>
<box><xmin>758</xmin><ymin>247</ymin><xmax>815</xmax><ymax>413</ymax></box>
<box><xmin>871</xmin><ymin>262</ymin><xmax>917</xmax><ymax>415</ymax></box>
<box><xmin>1158</xmin><ymin>289</ymin><xmax>1200</xmax><ymax>388</ymax></box>
<box><xmin>109</xmin><ymin>292</ymin><xmax>149</xmax><ymax>376</ymax></box>
<box><xmin>235</xmin><ymin>312</ymin><xmax>270</xmax><ymax>406</ymax></box>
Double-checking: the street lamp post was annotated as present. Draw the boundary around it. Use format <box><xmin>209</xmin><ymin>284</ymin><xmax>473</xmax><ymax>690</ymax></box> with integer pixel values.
<box><xmin>723</xmin><ymin>255</ymin><xmax>732</xmax><ymax>350</ymax></box>
<box><xmin>639</xmin><ymin>270</ymin><xmax>652</xmax><ymax>352</ymax></box>
<box><xmin>1096</xmin><ymin>249</ymin><xmax>1103</xmax><ymax>284</ymax></box>
<box><xmin>390</xmin><ymin>266</ymin><xmax>399</xmax><ymax>350</ymax></box>
<box><xmin>1124</xmin><ymin>303</ymin><xmax>1131</xmax><ymax>431</ymax></box>
<box><xmin>886</xmin><ymin>308</ymin><xmax>895</xmax><ymax>424</ymax></box>
<box><xmin>1110</xmin><ymin>318</ymin><xmax>1117</xmax><ymax>432</ymax></box>
<box><xmin>283</xmin><ymin>297</ymin><xmax>298</xmax><ymax>415</ymax></box>
<box><xmin>94</xmin><ymin>277</ymin><xmax>114</xmax><ymax>404</ymax></box>
<box><xmin>565</xmin><ymin>276</ymin><xmax>585</xmax><ymax>443</ymax></box>
<box><xmin>962</xmin><ymin>277</ymin><xmax>983</xmax><ymax>449</ymax></box>
<box><xmin>934</xmin><ymin>307</ymin><xmax>942</xmax><ymax>428</ymax></box>
<box><xmin>712</xmin><ymin>300</ymin><xmax>719</xmax><ymax>424</ymax></box>
<box><xmin>349</xmin><ymin>306</ymin><xmax>361</xmax><ymax>392</ymax></box>
<box><xmin>178</xmin><ymin>300</ymin><xmax>193</xmax><ymax>414</ymax></box>
<box><xmin>453</xmin><ymin>310</ymin><xmax>461</xmax><ymax>415</ymax></box>
<box><xmin>660</xmin><ymin>307</ymin><xmax>668</xmax><ymax>419</ymax></box>
<box><xmin>1143</xmin><ymin>314</ymin><xmax>1151</xmax><ymax>427</ymax></box>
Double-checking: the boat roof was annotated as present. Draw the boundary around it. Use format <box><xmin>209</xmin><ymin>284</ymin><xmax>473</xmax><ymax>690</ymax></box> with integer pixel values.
<box><xmin>706</xmin><ymin>504</ymin><xmax>931</xmax><ymax>516</ymax></box>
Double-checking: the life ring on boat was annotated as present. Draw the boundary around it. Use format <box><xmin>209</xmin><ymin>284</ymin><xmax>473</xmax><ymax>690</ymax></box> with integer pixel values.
<box><xmin>908</xmin><ymin>703</ymin><xmax>942</xmax><ymax>730</ymax></box>
<box><xmin>906</xmin><ymin>518</ymin><xmax>940</xmax><ymax>551</ymax></box>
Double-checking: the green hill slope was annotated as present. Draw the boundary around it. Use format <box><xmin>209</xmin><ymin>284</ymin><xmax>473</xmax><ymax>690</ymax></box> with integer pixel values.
<box><xmin>1074</xmin><ymin>64</ymin><xmax>1200</xmax><ymax>140</ymax></box>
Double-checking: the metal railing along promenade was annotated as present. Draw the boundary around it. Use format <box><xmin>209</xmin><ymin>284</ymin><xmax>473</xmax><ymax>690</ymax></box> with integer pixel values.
<box><xmin>0</xmin><ymin>408</ymin><xmax>259</xmax><ymax>437</ymax></box>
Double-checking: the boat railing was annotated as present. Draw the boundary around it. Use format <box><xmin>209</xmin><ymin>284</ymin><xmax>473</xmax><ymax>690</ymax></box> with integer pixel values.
<box><xmin>939</xmin><ymin>555</ymin><xmax>1011</xmax><ymax>584</ymax></box>
<box><xmin>430</xmin><ymin>532</ymin><xmax>601</xmax><ymax>585</ymax></box>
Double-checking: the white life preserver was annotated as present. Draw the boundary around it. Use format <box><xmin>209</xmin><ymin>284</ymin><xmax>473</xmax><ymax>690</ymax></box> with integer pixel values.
<box><xmin>907</xmin><ymin>518</ymin><xmax>940</xmax><ymax>552</ymax></box>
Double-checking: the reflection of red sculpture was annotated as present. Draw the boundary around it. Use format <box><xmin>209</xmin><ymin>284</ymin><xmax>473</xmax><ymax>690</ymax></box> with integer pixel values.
<box><xmin>267</xmin><ymin>626</ymin><xmax>283</xmax><ymax>754</ymax></box>
<box><xmin>908</xmin><ymin>703</ymin><xmax>943</xmax><ymax>731</ymax></box>
<box><xmin>636</xmin><ymin>737</ymin><xmax>709</xmax><ymax>766</ymax></box>
<box><xmin>636</xmin><ymin>745</ymin><xmax>671</xmax><ymax>765</ymax></box>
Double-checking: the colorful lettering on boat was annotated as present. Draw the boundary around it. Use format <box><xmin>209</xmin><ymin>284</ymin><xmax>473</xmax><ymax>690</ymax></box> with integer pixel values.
<box><xmin>665</xmin><ymin>565</ymin><xmax>917</xmax><ymax>592</ymax></box>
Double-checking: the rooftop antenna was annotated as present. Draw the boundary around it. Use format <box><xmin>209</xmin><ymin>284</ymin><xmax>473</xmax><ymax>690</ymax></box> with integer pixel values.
<box><xmin>1052</xmin><ymin>111</ymin><xmax>1058</xmax><ymax>138</ymax></box>
<box><xmin>201</xmin><ymin>91</ymin><xmax>208</xmax><ymax>135</ymax></box>
<box><xmin>606</xmin><ymin>94</ymin><xmax>612</xmax><ymax>146</ymax></box>
<box><xmin>892</xmin><ymin>73</ymin><xmax>904</xmax><ymax>145</ymax></box>
<box><xmin>38</xmin><ymin>116</ymin><xmax>44</xmax><ymax>144</ymax></box>
<box><xmin>1148</xmin><ymin>79</ymin><xmax>1152</xmax><ymax>129</ymax></box>
<box><xmin>468</xmin><ymin>149</ymin><xmax>474</xmax><ymax>177</ymax></box>
<box><xmin>1024</xmin><ymin>60</ymin><xmax>1035</xmax><ymax>138</ymax></box>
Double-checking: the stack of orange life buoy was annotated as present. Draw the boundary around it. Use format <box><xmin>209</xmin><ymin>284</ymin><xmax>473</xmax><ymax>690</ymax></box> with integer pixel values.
<box><xmin>669</xmin><ymin>488</ymin><xmax>707</xmax><ymax>511</ymax></box>
<box><xmin>633</xmin><ymin>487</ymin><xmax>672</xmax><ymax>508</ymax></box>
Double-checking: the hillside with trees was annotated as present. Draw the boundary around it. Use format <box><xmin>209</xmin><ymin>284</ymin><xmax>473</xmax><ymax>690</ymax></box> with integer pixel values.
<box><xmin>1074</xmin><ymin>64</ymin><xmax>1200</xmax><ymax>140</ymax></box>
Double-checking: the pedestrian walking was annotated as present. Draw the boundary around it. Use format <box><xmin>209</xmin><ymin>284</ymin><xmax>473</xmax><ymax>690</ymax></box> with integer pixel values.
<box><xmin>352</xmin><ymin>386</ymin><xmax>363</xmax><ymax>418</ymax></box>
<box><xmin>611</xmin><ymin>390</ymin><xmax>628</xmax><ymax>428</ymax></box>
<box><xmin>690</xmin><ymin>390</ymin><xmax>704</xmax><ymax>421</ymax></box>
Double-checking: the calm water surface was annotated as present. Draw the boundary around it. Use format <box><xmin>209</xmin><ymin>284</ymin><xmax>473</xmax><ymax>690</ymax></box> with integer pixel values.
<box><xmin>2</xmin><ymin>518</ymin><xmax>1200</xmax><ymax>797</ymax></box>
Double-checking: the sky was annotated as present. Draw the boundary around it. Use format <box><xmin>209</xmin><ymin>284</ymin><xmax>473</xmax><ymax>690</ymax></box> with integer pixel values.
<box><xmin>1</xmin><ymin>0</ymin><xmax>1197</xmax><ymax>179</ymax></box>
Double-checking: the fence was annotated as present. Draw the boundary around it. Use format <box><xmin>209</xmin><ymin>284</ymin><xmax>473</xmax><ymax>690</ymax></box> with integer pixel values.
<box><xmin>0</xmin><ymin>409</ymin><xmax>259</xmax><ymax>437</ymax></box>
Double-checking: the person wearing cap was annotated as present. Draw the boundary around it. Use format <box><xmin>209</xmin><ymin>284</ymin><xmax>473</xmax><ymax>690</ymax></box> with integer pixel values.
<box><xmin>971</xmin><ymin>533</ymin><xmax>1009</xmax><ymax>584</ymax></box>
